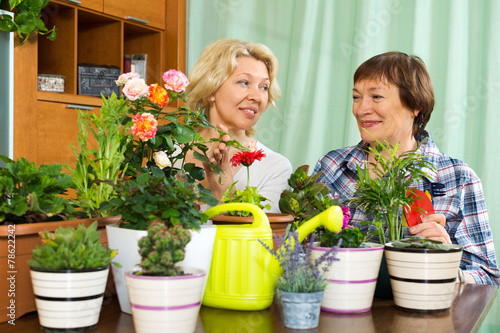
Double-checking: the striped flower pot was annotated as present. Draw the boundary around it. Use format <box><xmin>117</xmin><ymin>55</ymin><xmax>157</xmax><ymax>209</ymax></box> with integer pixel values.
<box><xmin>29</xmin><ymin>266</ymin><xmax>109</xmax><ymax>331</ymax></box>
<box><xmin>384</xmin><ymin>242</ymin><xmax>463</xmax><ymax>312</ymax></box>
<box><xmin>107</xmin><ymin>224</ymin><xmax>216</xmax><ymax>314</ymax></box>
<box><xmin>312</xmin><ymin>243</ymin><xmax>384</xmax><ymax>313</ymax></box>
<box><xmin>125</xmin><ymin>267</ymin><xmax>205</xmax><ymax>333</ymax></box>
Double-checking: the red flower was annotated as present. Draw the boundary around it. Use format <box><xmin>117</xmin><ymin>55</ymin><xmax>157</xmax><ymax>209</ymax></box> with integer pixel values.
<box><xmin>230</xmin><ymin>149</ymin><xmax>266</xmax><ymax>167</ymax></box>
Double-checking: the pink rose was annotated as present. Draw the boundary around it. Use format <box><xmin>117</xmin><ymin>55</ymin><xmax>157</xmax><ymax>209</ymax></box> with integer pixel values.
<box><xmin>162</xmin><ymin>69</ymin><xmax>189</xmax><ymax>92</ymax></box>
<box><xmin>122</xmin><ymin>78</ymin><xmax>149</xmax><ymax>101</ymax></box>
<box><xmin>115</xmin><ymin>72</ymin><xmax>140</xmax><ymax>86</ymax></box>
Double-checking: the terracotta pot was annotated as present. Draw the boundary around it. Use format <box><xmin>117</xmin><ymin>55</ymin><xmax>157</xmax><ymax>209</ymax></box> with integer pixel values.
<box><xmin>209</xmin><ymin>213</ymin><xmax>293</xmax><ymax>248</ymax></box>
<box><xmin>0</xmin><ymin>216</ymin><xmax>119</xmax><ymax>323</ymax></box>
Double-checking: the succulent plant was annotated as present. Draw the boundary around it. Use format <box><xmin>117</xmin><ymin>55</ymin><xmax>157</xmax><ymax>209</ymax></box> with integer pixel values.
<box><xmin>137</xmin><ymin>221</ymin><xmax>191</xmax><ymax>276</ymax></box>
<box><xmin>279</xmin><ymin>165</ymin><xmax>337</xmax><ymax>231</ymax></box>
<box><xmin>28</xmin><ymin>221</ymin><xmax>118</xmax><ymax>270</ymax></box>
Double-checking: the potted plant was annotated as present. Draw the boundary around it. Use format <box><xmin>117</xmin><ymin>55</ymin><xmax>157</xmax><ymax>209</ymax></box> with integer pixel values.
<box><xmin>313</xmin><ymin>223</ymin><xmax>384</xmax><ymax>313</ymax></box>
<box><xmin>0</xmin><ymin>155</ymin><xmax>118</xmax><ymax>322</ymax></box>
<box><xmin>0</xmin><ymin>0</ymin><xmax>56</xmax><ymax>46</ymax></box>
<box><xmin>102</xmin><ymin>69</ymin><xmax>240</xmax><ymax>314</ymax></box>
<box><xmin>101</xmin><ymin>170</ymin><xmax>219</xmax><ymax>314</ymax></box>
<box><xmin>213</xmin><ymin>150</ymin><xmax>294</xmax><ymax>245</ymax></box>
<box><xmin>384</xmin><ymin>236</ymin><xmax>463</xmax><ymax>312</ymax></box>
<box><xmin>347</xmin><ymin>135</ymin><xmax>436</xmax><ymax>298</ymax></box>
<box><xmin>125</xmin><ymin>220</ymin><xmax>207</xmax><ymax>332</ymax></box>
<box><xmin>279</xmin><ymin>165</ymin><xmax>338</xmax><ymax>234</ymax></box>
<box><xmin>28</xmin><ymin>221</ymin><xmax>118</xmax><ymax>331</ymax></box>
<box><xmin>259</xmin><ymin>231</ymin><xmax>339</xmax><ymax>330</ymax></box>
<box><xmin>66</xmin><ymin>92</ymin><xmax>131</xmax><ymax>218</ymax></box>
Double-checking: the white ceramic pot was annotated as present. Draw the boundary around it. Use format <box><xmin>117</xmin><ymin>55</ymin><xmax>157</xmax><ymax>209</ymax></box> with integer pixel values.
<box><xmin>384</xmin><ymin>242</ymin><xmax>463</xmax><ymax>312</ymax></box>
<box><xmin>312</xmin><ymin>243</ymin><xmax>384</xmax><ymax>313</ymax></box>
<box><xmin>106</xmin><ymin>224</ymin><xmax>217</xmax><ymax>314</ymax></box>
<box><xmin>30</xmin><ymin>266</ymin><xmax>109</xmax><ymax>331</ymax></box>
<box><xmin>125</xmin><ymin>267</ymin><xmax>205</xmax><ymax>333</ymax></box>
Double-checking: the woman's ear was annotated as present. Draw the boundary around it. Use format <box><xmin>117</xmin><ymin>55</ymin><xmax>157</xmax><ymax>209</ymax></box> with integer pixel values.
<box><xmin>413</xmin><ymin>109</ymin><xmax>420</xmax><ymax>117</ymax></box>
<box><xmin>209</xmin><ymin>95</ymin><xmax>215</xmax><ymax>102</ymax></box>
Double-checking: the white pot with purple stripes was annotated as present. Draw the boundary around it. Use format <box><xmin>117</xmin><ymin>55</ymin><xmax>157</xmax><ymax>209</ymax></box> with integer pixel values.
<box><xmin>29</xmin><ymin>266</ymin><xmax>109</xmax><ymax>331</ymax></box>
<box><xmin>312</xmin><ymin>243</ymin><xmax>384</xmax><ymax>313</ymax></box>
<box><xmin>125</xmin><ymin>266</ymin><xmax>205</xmax><ymax>333</ymax></box>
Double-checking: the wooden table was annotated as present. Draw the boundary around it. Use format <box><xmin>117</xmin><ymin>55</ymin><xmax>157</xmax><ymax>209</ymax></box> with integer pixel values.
<box><xmin>2</xmin><ymin>284</ymin><xmax>496</xmax><ymax>333</ymax></box>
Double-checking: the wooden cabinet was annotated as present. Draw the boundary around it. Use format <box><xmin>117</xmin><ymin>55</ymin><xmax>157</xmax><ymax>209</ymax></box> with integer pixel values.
<box><xmin>13</xmin><ymin>0</ymin><xmax>186</xmax><ymax>167</ymax></box>
<box><xmin>104</xmin><ymin>0</ymin><xmax>165</xmax><ymax>29</ymax></box>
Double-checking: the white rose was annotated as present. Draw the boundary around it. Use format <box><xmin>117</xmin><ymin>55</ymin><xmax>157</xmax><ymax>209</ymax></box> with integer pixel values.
<box><xmin>153</xmin><ymin>151</ymin><xmax>171</xmax><ymax>169</ymax></box>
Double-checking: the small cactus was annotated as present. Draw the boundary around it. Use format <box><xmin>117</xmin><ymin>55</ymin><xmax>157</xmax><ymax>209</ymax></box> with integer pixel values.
<box><xmin>137</xmin><ymin>221</ymin><xmax>191</xmax><ymax>276</ymax></box>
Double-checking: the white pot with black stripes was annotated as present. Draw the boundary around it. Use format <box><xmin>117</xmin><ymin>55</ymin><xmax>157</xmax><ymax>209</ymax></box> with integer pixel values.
<box><xmin>29</xmin><ymin>266</ymin><xmax>109</xmax><ymax>331</ymax></box>
<box><xmin>384</xmin><ymin>242</ymin><xmax>463</xmax><ymax>312</ymax></box>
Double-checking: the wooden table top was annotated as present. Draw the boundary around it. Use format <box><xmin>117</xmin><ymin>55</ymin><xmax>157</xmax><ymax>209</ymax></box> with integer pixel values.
<box><xmin>2</xmin><ymin>284</ymin><xmax>497</xmax><ymax>333</ymax></box>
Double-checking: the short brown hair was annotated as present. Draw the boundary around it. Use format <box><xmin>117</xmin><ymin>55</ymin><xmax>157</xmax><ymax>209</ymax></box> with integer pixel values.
<box><xmin>186</xmin><ymin>39</ymin><xmax>281</xmax><ymax>135</ymax></box>
<box><xmin>354</xmin><ymin>52</ymin><xmax>434</xmax><ymax>137</ymax></box>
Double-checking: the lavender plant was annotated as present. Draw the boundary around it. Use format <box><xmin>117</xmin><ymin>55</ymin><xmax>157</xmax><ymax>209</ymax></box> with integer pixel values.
<box><xmin>259</xmin><ymin>231</ymin><xmax>339</xmax><ymax>293</ymax></box>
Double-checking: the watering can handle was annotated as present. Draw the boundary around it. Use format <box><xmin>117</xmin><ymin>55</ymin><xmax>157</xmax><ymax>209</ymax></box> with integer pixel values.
<box><xmin>203</xmin><ymin>203</ymin><xmax>270</xmax><ymax>230</ymax></box>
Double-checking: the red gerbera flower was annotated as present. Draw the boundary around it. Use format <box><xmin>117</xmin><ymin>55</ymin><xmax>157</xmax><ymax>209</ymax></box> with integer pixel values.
<box><xmin>230</xmin><ymin>149</ymin><xmax>266</xmax><ymax>167</ymax></box>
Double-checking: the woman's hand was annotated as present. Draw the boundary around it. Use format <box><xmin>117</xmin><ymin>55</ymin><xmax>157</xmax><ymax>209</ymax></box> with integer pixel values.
<box><xmin>203</xmin><ymin>124</ymin><xmax>233</xmax><ymax>201</ymax></box>
<box><xmin>409</xmin><ymin>213</ymin><xmax>451</xmax><ymax>244</ymax></box>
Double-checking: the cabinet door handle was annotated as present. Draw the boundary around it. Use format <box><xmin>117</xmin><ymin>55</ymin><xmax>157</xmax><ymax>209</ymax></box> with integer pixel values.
<box><xmin>65</xmin><ymin>0</ymin><xmax>82</xmax><ymax>4</ymax></box>
<box><xmin>66</xmin><ymin>104</ymin><xmax>94</xmax><ymax>111</ymax></box>
<box><xmin>126</xmin><ymin>16</ymin><xmax>149</xmax><ymax>25</ymax></box>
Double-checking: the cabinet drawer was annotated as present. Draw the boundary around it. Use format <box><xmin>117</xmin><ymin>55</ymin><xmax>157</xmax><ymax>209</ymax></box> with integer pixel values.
<box><xmin>104</xmin><ymin>0</ymin><xmax>165</xmax><ymax>29</ymax></box>
<box><xmin>37</xmin><ymin>101</ymin><xmax>99</xmax><ymax>168</ymax></box>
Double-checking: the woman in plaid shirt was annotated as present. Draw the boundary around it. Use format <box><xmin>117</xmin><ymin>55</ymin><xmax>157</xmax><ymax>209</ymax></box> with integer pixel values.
<box><xmin>314</xmin><ymin>52</ymin><xmax>499</xmax><ymax>285</ymax></box>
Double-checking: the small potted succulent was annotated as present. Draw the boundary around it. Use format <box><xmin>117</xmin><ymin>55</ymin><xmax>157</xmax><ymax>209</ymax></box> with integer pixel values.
<box><xmin>125</xmin><ymin>220</ymin><xmax>207</xmax><ymax>332</ymax></box>
<box><xmin>384</xmin><ymin>236</ymin><xmax>463</xmax><ymax>312</ymax></box>
<box><xmin>28</xmin><ymin>221</ymin><xmax>118</xmax><ymax>331</ymax></box>
<box><xmin>259</xmin><ymin>231</ymin><xmax>339</xmax><ymax>330</ymax></box>
<box><xmin>101</xmin><ymin>170</ymin><xmax>218</xmax><ymax>314</ymax></box>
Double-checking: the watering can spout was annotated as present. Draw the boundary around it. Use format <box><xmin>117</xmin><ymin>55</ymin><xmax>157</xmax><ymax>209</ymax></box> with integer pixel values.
<box><xmin>266</xmin><ymin>206</ymin><xmax>344</xmax><ymax>277</ymax></box>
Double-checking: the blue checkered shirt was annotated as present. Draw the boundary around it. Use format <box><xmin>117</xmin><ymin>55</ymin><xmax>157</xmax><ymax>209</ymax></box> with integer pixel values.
<box><xmin>313</xmin><ymin>131</ymin><xmax>500</xmax><ymax>285</ymax></box>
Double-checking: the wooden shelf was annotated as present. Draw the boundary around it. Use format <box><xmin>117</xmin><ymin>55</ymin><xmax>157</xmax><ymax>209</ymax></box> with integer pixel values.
<box><xmin>13</xmin><ymin>0</ymin><xmax>186</xmax><ymax>166</ymax></box>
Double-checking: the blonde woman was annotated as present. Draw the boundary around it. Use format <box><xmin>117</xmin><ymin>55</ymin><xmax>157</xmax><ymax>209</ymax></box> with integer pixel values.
<box><xmin>186</xmin><ymin>39</ymin><xmax>292</xmax><ymax>212</ymax></box>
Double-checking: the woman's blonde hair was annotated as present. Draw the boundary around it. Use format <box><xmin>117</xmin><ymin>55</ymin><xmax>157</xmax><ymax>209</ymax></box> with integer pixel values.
<box><xmin>186</xmin><ymin>39</ymin><xmax>281</xmax><ymax>135</ymax></box>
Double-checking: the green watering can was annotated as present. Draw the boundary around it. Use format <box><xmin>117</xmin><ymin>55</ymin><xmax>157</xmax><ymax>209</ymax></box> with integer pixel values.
<box><xmin>203</xmin><ymin>203</ymin><xmax>343</xmax><ymax>311</ymax></box>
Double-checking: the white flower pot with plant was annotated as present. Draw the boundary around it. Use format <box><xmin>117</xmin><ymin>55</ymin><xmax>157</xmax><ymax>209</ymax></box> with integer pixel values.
<box><xmin>100</xmin><ymin>69</ymin><xmax>242</xmax><ymax>314</ymax></box>
<box><xmin>313</xmin><ymin>224</ymin><xmax>384</xmax><ymax>313</ymax></box>
<box><xmin>28</xmin><ymin>221</ymin><xmax>119</xmax><ymax>331</ymax></box>
<box><xmin>385</xmin><ymin>237</ymin><xmax>463</xmax><ymax>312</ymax></box>
<box><xmin>125</xmin><ymin>221</ymin><xmax>206</xmax><ymax>333</ymax></box>
<box><xmin>347</xmin><ymin>134</ymin><xmax>436</xmax><ymax>298</ymax></box>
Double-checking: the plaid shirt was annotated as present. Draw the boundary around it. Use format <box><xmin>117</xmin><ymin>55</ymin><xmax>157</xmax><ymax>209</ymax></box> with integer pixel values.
<box><xmin>313</xmin><ymin>131</ymin><xmax>500</xmax><ymax>285</ymax></box>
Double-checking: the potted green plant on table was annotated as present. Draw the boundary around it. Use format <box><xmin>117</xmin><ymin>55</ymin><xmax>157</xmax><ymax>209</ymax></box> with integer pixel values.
<box><xmin>66</xmin><ymin>92</ymin><xmax>131</xmax><ymax>218</ymax></box>
<box><xmin>213</xmin><ymin>151</ymin><xmax>294</xmax><ymax>244</ymax></box>
<box><xmin>101</xmin><ymin>170</ymin><xmax>218</xmax><ymax>314</ymax></box>
<box><xmin>28</xmin><ymin>221</ymin><xmax>118</xmax><ymax>331</ymax></box>
<box><xmin>0</xmin><ymin>0</ymin><xmax>56</xmax><ymax>46</ymax></box>
<box><xmin>125</xmin><ymin>220</ymin><xmax>207</xmax><ymax>333</ymax></box>
<box><xmin>313</xmin><ymin>221</ymin><xmax>384</xmax><ymax>313</ymax></box>
<box><xmin>384</xmin><ymin>236</ymin><xmax>463</xmax><ymax>312</ymax></box>
<box><xmin>347</xmin><ymin>135</ymin><xmax>436</xmax><ymax>298</ymax></box>
<box><xmin>0</xmin><ymin>155</ymin><xmax>118</xmax><ymax>322</ymax></box>
<box><xmin>102</xmin><ymin>69</ymin><xmax>240</xmax><ymax>314</ymax></box>
<box><xmin>259</xmin><ymin>231</ymin><xmax>339</xmax><ymax>330</ymax></box>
